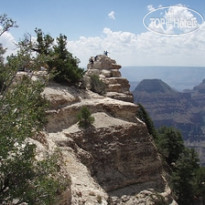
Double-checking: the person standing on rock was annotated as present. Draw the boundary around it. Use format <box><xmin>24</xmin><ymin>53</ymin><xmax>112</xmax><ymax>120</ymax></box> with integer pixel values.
<box><xmin>89</xmin><ymin>57</ymin><xmax>94</xmax><ymax>64</ymax></box>
<box><xmin>104</xmin><ymin>51</ymin><xmax>109</xmax><ymax>56</ymax></box>
<box><xmin>94</xmin><ymin>55</ymin><xmax>98</xmax><ymax>61</ymax></box>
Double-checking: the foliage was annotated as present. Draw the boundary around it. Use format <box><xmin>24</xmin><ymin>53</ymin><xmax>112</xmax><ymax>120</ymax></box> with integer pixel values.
<box><xmin>136</xmin><ymin>103</ymin><xmax>157</xmax><ymax>139</ymax></box>
<box><xmin>78</xmin><ymin>106</ymin><xmax>95</xmax><ymax>128</ymax></box>
<box><xmin>156</xmin><ymin>126</ymin><xmax>204</xmax><ymax>204</ymax></box>
<box><xmin>150</xmin><ymin>192</ymin><xmax>169</xmax><ymax>205</ymax></box>
<box><xmin>135</xmin><ymin>104</ymin><xmax>205</xmax><ymax>204</ymax></box>
<box><xmin>0</xmin><ymin>14</ymin><xmax>17</xmax><ymax>90</ymax></box>
<box><xmin>90</xmin><ymin>74</ymin><xmax>106</xmax><ymax>95</ymax></box>
<box><xmin>171</xmin><ymin>148</ymin><xmax>199</xmax><ymax>205</ymax></box>
<box><xmin>32</xmin><ymin>28</ymin><xmax>54</xmax><ymax>55</ymax></box>
<box><xmin>51</xmin><ymin>34</ymin><xmax>84</xmax><ymax>84</ymax></box>
<box><xmin>0</xmin><ymin>46</ymin><xmax>7</xmax><ymax>91</ymax></box>
<box><xmin>194</xmin><ymin>167</ymin><xmax>205</xmax><ymax>203</ymax></box>
<box><xmin>157</xmin><ymin>126</ymin><xmax>185</xmax><ymax>166</ymax></box>
<box><xmin>28</xmin><ymin>30</ymin><xmax>84</xmax><ymax>84</ymax></box>
<box><xmin>0</xmin><ymin>15</ymin><xmax>69</xmax><ymax>204</ymax></box>
<box><xmin>0</xmin><ymin>71</ymin><xmax>69</xmax><ymax>204</ymax></box>
<box><xmin>0</xmin><ymin>14</ymin><xmax>18</xmax><ymax>36</ymax></box>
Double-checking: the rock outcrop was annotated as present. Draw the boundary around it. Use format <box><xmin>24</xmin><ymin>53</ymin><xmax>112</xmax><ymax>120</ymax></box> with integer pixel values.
<box><xmin>85</xmin><ymin>55</ymin><xmax>133</xmax><ymax>102</ymax></box>
<box><xmin>31</xmin><ymin>58</ymin><xmax>176</xmax><ymax>204</ymax></box>
<box><xmin>42</xmin><ymin>83</ymin><xmax>174</xmax><ymax>204</ymax></box>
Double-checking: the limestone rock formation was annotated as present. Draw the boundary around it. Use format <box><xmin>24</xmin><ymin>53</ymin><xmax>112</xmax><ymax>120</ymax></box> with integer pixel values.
<box><xmin>18</xmin><ymin>57</ymin><xmax>177</xmax><ymax>204</ymax></box>
<box><xmin>40</xmin><ymin>80</ymin><xmax>176</xmax><ymax>204</ymax></box>
<box><xmin>85</xmin><ymin>55</ymin><xmax>134</xmax><ymax>102</ymax></box>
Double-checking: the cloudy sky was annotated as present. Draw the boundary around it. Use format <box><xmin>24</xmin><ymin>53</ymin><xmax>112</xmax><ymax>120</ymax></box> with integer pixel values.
<box><xmin>0</xmin><ymin>0</ymin><xmax>205</xmax><ymax>67</ymax></box>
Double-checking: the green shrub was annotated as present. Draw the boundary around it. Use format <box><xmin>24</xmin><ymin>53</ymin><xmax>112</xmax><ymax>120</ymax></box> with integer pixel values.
<box><xmin>90</xmin><ymin>74</ymin><xmax>106</xmax><ymax>95</ymax></box>
<box><xmin>78</xmin><ymin>106</ymin><xmax>95</xmax><ymax>128</ymax></box>
<box><xmin>0</xmin><ymin>16</ymin><xmax>69</xmax><ymax>204</ymax></box>
<box><xmin>157</xmin><ymin>127</ymin><xmax>185</xmax><ymax>166</ymax></box>
<box><xmin>136</xmin><ymin>103</ymin><xmax>157</xmax><ymax>139</ymax></box>
<box><xmin>150</xmin><ymin>192</ymin><xmax>168</xmax><ymax>205</ymax></box>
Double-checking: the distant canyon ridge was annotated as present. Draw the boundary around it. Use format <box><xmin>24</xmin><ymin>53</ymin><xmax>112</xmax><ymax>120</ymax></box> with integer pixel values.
<box><xmin>121</xmin><ymin>66</ymin><xmax>205</xmax><ymax>91</ymax></box>
<box><xmin>132</xmin><ymin>78</ymin><xmax>205</xmax><ymax>166</ymax></box>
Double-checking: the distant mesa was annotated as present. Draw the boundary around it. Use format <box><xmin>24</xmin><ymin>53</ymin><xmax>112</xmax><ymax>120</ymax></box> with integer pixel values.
<box><xmin>134</xmin><ymin>79</ymin><xmax>177</xmax><ymax>94</ymax></box>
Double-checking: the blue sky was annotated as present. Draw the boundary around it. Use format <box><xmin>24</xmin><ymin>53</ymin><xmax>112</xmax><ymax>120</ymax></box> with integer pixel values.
<box><xmin>0</xmin><ymin>0</ymin><xmax>205</xmax><ymax>67</ymax></box>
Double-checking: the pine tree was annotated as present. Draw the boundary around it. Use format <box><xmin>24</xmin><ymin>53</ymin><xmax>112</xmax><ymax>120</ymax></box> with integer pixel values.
<box><xmin>52</xmin><ymin>34</ymin><xmax>84</xmax><ymax>84</ymax></box>
<box><xmin>171</xmin><ymin>149</ymin><xmax>199</xmax><ymax>205</ymax></box>
<box><xmin>0</xmin><ymin>15</ymin><xmax>69</xmax><ymax>204</ymax></box>
<box><xmin>32</xmin><ymin>28</ymin><xmax>54</xmax><ymax>55</ymax></box>
<box><xmin>157</xmin><ymin>126</ymin><xmax>185</xmax><ymax>165</ymax></box>
<box><xmin>78</xmin><ymin>106</ymin><xmax>95</xmax><ymax>128</ymax></box>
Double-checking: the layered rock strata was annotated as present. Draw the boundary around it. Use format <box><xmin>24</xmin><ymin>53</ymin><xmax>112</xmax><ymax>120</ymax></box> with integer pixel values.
<box><xmin>40</xmin><ymin>82</ymin><xmax>175</xmax><ymax>204</ymax></box>
<box><xmin>29</xmin><ymin>57</ymin><xmax>176</xmax><ymax>204</ymax></box>
<box><xmin>85</xmin><ymin>55</ymin><xmax>133</xmax><ymax>102</ymax></box>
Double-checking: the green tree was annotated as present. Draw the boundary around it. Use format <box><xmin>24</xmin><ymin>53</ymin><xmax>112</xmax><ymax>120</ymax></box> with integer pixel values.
<box><xmin>171</xmin><ymin>148</ymin><xmax>199</xmax><ymax>205</ymax></box>
<box><xmin>0</xmin><ymin>14</ymin><xmax>17</xmax><ymax>90</ymax></box>
<box><xmin>0</xmin><ymin>14</ymin><xmax>17</xmax><ymax>36</ymax></box>
<box><xmin>157</xmin><ymin>127</ymin><xmax>185</xmax><ymax>166</ymax></box>
<box><xmin>51</xmin><ymin>34</ymin><xmax>84</xmax><ymax>84</ymax></box>
<box><xmin>24</xmin><ymin>30</ymin><xmax>84</xmax><ymax>84</ymax></box>
<box><xmin>194</xmin><ymin>167</ymin><xmax>205</xmax><ymax>204</ymax></box>
<box><xmin>0</xmin><ymin>15</ymin><xmax>69</xmax><ymax>204</ymax></box>
<box><xmin>78</xmin><ymin>106</ymin><xmax>95</xmax><ymax>128</ymax></box>
<box><xmin>0</xmin><ymin>66</ymin><xmax>69</xmax><ymax>205</ymax></box>
<box><xmin>32</xmin><ymin>28</ymin><xmax>54</xmax><ymax>55</ymax></box>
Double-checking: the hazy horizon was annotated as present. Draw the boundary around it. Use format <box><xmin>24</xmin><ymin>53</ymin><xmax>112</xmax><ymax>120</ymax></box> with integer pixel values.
<box><xmin>121</xmin><ymin>66</ymin><xmax>205</xmax><ymax>91</ymax></box>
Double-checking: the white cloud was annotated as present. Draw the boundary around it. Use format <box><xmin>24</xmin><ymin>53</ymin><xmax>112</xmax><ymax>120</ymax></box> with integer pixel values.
<box><xmin>108</xmin><ymin>11</ymin><xmax>115</xmax><ymax>20</ymax></box>
<box><xmin>164</xmin><ymin>6</ymin><xmax>198</xmax><ymax>33</ymax></box>
<box><xmin>0</xmin><ymin>31</ymin><xmax>17</xmax><ymax>57</ymax></box>
<box><xmin>68</xmin><ymin>26</ymin><xmax>205</xmax><ymax>68</ymax></box>
<box><xmin>2</xmin><ymin>23</ymin><xmax>205</xmax><ymax>69</ymax></box>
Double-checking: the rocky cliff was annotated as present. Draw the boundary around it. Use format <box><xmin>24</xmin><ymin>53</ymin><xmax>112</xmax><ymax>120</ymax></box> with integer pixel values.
<box><xmin>85</xmin><ymin>55</ymin><xmax>133</xmax><ymax>102</ymax></box>
<box><xmin>133</xmin><ymin>79</ymin><xmax>205</xmax><ymax>166</ymax></box>
<box><xmin>34</xmin><ymin>57</ymin><xmax>176</xmax><ymax>204</ymax></box>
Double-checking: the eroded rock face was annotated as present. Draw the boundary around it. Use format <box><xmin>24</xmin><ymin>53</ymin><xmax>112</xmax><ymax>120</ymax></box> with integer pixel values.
<box><xmin>41</xmin><ymin>81</ymin><xmax>175</xmax><ymax>204</ymax></box>
<box><xmin>64</xmin><ymin>119</ymin><xmax>164</xmax><ymax>193</ymax></box>
<box><xmin>14</xmin><ymin>60</ymin><xmax>176</xmax><ymax>204</ymax></box>
<box><xmin>85</xmin><ymin>55</ymin><xmax>134</xmax><ymax>102</ymax></box>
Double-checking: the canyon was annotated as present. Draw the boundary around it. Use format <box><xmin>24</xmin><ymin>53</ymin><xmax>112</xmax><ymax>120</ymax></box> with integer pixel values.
<box><xmin>133</xmin><ymin>79</ymin><xmax>205</xmax><ymax>166</ymax></box>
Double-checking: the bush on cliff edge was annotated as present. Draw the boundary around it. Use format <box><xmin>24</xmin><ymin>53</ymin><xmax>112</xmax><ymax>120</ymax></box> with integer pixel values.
<box><xmin>78</xmin><ymin>106</ymin><xmax>95</xmax><ymax>128</ymax></box>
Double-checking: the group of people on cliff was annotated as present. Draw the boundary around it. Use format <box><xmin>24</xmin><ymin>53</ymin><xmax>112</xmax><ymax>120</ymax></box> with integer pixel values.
<box><xmin>89</xmin><ymin>51</ymin><xmax>109</xmax><ymax>64</ymax></box>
